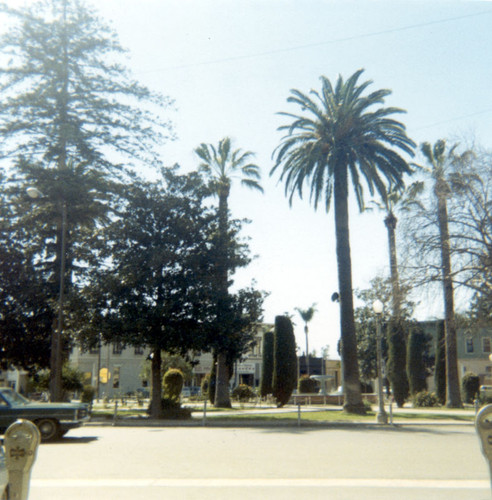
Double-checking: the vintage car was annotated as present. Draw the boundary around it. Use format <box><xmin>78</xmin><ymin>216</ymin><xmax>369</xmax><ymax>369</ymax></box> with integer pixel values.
<box><xmin>0</xmin><ymin>388</ymin><xmax>90</xmax><ymax>441</ymax></box>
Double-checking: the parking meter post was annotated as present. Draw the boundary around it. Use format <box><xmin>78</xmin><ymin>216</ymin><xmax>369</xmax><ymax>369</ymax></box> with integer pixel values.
<box><xmin>0</xmin><ymin>447</ymin><xmax>7</xmax><ymax>498</ymax></box>
<box><xmin>202</xmin><ymin>399</ymin><xmax>207</xmax><ymax>426</ymax></box>
<box><xmin>4</xmin><ymin>419</ymin><xmax>41</xmax><ymax>500</ymax></box>
<box><xmin>475</xmin><ymin>404</ymin><xmax>492</xmax><ymax>491</ymax></box>
<box><xmin>112</xmin><ymin>400</ymin><xmax>118</xmax><ymax>426</ymax></box>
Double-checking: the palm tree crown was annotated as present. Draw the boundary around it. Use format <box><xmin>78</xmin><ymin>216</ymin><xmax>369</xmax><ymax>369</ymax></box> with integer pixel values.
<box><xmin>271</xmin><ymin>69</ymin><xmax>415</xmax><ymax>211</ymax></box>
<box><xmin>271</xmin><ymin>70</ymin><xmax>415</xmax><ymax>414</ymax></box>
<box><xmin>195</xmin><ymin>137</ymin><xmax>263</xmax><ymax>199</ymax></box>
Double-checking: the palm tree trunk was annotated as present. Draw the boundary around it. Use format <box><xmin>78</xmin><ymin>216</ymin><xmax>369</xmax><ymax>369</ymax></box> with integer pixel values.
<box><xmin>384</xmin><ymin>211</ymin><xmax>409</xmax><ymax>406</ymax></box>
<box><xmin>214</xmin><ymin>186</ymin><xmax>232</xmax><ymax>408</ymax></box>
<box><xmin>384</xmin><ymin>211</ymin><xmax>401</xmax><ymax>318</ymax></box>
<box><xmin>305</xmin><ymin>325</ymin><xmax>310</xmax><ymax>376</ymax></box>
<box><xmin>334</xmin><ymin>163</ymin><xmax>365</xmax><ymax>414</ymax></box>
<box><xmin>436</xmin><ymin>191</ymin><xmax>463</xmax><ymax>408</ymax></box>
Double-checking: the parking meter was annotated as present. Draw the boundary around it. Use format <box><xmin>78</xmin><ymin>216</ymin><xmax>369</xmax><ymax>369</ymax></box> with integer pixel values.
<box><xmin>476</xmin><ymin>404</ymin><xmax>492</xmax><ymax>490</ymax></box>
<box><xmin>0</xmin><ymin>446</ymin><xmax>7</xmax><ymax>499</ymax></box>
<box><xmin>4</xmin><ymin>420</ymin><xmax>41</xmax><ymax>500</ymax></box>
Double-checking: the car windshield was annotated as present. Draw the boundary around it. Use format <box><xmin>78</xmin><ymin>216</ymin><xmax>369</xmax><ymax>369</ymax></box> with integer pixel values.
<box><xmin>0</xmin><ymin>389</ymin><xmax>29</xmax><ymax>406</ymax></box>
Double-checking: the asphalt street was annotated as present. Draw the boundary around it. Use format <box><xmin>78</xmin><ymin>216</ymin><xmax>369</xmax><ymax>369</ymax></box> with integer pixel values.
<box><xmin>27</xmin><ymin>423</ymin><xmax>491</xmax><ymax>500</ymax></box>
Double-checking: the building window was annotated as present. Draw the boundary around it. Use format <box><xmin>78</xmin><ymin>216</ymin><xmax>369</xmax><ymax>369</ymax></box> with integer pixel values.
<box><xmin>89</xmin><ymin>345</ymin><xmax>100</xmax><ymax>355</ymax></box>
<box><xmin>465</xmin><ymin>337</ymin><xmax>474</xmax><ymax>354</ymax></box>
<box><xmin>134</xmin><ymin>346</ymin><xmax>144</xmax><ymax>355</ymax></box>
<box><xmin>113</xmin><ymin>342</ymin><xmax>123</xmax><ymax>355</ymax></box>
<box><xmin>483</xmin><ymin>337</ymin><xmax>491</xmax><ymax>354</ymax></box>
<box><xmin>113</xmin><ymin>366</ymin><xmax>120</xmax><ymax>389</ymax></box>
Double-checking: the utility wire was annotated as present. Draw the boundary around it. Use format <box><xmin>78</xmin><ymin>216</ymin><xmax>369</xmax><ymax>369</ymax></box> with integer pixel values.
<box><xmin>134</xmin><ymin>9</ymin><xmax>492</xmax><ymax>75</ymax></box>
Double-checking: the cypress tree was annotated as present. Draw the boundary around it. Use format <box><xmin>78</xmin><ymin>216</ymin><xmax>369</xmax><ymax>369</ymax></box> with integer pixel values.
<box><xmin>272</xmin><ymin>315</ymin><xmax>297</xmax><ymax>407</ymax></box>
<box><xmin>407</xmin><ymin>328</ymin><xmax>428</xmax><ymax>395</ymax></box>
<box><xmin>386</xmin><ymin>319</ymin><xmax>409</xmax><ymax>407</ymax></box>
<box><xmin>434</xmin><ymin>320</ymin><xmax>446</xmax><ymax>405</ymax></box>
<box><xmin>260</xmin><ymin>330</ymin><xmax>274</xmax><ymax>397</ymax></box>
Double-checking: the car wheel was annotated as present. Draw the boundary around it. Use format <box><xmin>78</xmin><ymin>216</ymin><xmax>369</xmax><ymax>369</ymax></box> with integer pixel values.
<box><xmin>35</xmin><ymin>419</ymin><xmax>60</xmax><ymax>442</ymax></box>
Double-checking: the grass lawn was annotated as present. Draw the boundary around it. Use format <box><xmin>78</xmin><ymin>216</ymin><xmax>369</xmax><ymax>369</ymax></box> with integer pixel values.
<box><xmin>90</xmin><ymin>405</ymin><xmax>475</xmax><ymax>423</ymax></box>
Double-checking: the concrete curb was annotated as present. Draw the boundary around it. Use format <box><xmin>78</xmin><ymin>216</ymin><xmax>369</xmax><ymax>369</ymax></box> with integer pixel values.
<box><xmin>86</xmin><ymin>416</ymin><xmax>475</xmax><ymax>429</ymax></box>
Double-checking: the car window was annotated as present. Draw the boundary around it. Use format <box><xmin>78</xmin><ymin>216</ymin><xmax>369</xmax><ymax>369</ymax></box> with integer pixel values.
<box><xmin>0</xmin><ymin>390</ymin><xmax>28</xmax><ymax>406</ymax></box>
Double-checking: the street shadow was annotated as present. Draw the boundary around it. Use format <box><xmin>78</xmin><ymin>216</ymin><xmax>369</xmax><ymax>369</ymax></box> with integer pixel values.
<box><xmin>48</xmin><ymin>435</ymin><xmax>99</xmax><ymax>444</ymax></box>
<box><xmin>252</xmin><ymin>423</ymin><xmax>474</xmax><ymax>436</ymax></box>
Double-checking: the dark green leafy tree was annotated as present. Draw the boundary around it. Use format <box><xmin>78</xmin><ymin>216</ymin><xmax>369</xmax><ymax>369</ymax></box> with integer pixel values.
<box><xmin>80</xmin><ymin>169</ymin><xmax>215</xmax><ymax>418</ymax></box>
<box><xmin>271</xmin><ymin>69</ymin><xmax>415</xmax><ymax>414</ymax></box>
<box><xmin>260</xmin><ymin>330</ymin><xmax>274</xmax><ymax>397</ymax></box>
<box><xmin>272</xmin><ymin>315</ymin><xmax>297</xmax><ymax>407</ymax></box>
<box><xmin>195</xmin><ymin>137</ymin><xmax>263</xmax><ymax>408</ymax></box>
<box><xmin>1</xmin><ymin>160</ymin><xmax>114</xmax><ymax>385</ymax></box>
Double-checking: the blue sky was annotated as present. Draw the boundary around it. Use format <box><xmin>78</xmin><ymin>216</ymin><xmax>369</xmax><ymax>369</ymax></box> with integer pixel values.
<box><xmin>6</xmin><ymin>0</ymin><xmax>492</xmax><ymax>357</ymax></box>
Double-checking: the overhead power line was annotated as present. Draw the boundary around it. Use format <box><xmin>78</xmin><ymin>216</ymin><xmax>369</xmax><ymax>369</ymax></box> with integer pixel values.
<box><xmin>134</xmin><ymin>9</ymin><xmax>492</xmax><ymax>75</ymax></box>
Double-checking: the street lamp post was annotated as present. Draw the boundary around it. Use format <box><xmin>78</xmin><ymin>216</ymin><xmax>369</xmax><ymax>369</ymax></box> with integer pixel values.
<box><xmin>372</xmin><ymin>299</ymin><xmax>388</xmax><ymax>424</ymax></box>
<box><xmin>27</xmin><ymin>187</ymin><xmax>66</xmax><ymax>402</ymax></box>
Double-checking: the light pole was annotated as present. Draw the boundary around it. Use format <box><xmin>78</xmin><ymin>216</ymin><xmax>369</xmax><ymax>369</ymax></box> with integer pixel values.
<box><xmin>372</xmin><ymin>299</ymin><xmax>388</xmax><ymax>424</ymax></box>
<box><xmin>27</xmin><ymin>187</ymin><xmax>66</xmax><ymax>402</ymax></box>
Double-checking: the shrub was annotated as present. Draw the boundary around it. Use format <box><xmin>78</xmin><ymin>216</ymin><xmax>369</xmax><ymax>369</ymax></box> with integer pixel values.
<box><xmin>147</xmin><ymin>397</ymin><xmax>192</xmax><ymax>419</ymax></box>
<box><xmin>461</xmin><ymin>372</ymin><xmax>480</xmax><ymax>404</ymax></box>
<box><xmin>232</xmin><ymin>384</ymin><xmax>256</xmax><ymax>402</ymax></box>
<box><xmin>81</xmin><ymin>386</ymin><xmax>96</xmax><ymax>404</ymax></box>
<box><xmin>162</xmin><ymin>368</ymin><xmax>184</xmax><ymax>402</ymax></box>
<box><xmin>412</xmin><ymin>391</ymin><xmax>440</xmax><ymax>408</ymax></box>
<box><xmin>298</xmin><ymin>375</ymin><xmax>317</xmax><ymax>393</ymax></box>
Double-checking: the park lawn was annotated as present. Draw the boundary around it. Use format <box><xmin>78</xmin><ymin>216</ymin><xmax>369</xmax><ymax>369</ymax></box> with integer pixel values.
<box><xmin>210</xmin><ymin>410</ymin><xmax>475</xmax><ymax>423</ymax></box>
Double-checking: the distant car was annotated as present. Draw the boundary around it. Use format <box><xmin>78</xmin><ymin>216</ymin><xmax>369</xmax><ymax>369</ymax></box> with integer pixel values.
<box><xmin>0</xmin><ymin>388</ymin><xmax>90</xmax><ymax>442</ymax></box>
<box><xmin>181</xmin><ymin>386</ymin><xmax>200</xmax><ymax>398</ymax></box>
<box><xmin>480</xmin><ymin>385</ymin><xmax>492</xmax><ymax>398</ymax></box>
<box><xmin>135</xmin><ymin>387</ymin><xmax>150</xmax><ymax>398</ymax></box>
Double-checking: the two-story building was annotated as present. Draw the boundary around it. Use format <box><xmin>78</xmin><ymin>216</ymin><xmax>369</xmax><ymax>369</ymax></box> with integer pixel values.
<box><xmin>70</xmin><ymin>323</ymin><xmax>274</xmax><ymax>398</ymax></box>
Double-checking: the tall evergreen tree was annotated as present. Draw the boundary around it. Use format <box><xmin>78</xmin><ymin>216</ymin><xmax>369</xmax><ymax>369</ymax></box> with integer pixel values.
<box><xmin>271</xmin><ymin>70</ymin><xmax>415</xmax><ymax>413</ymax></box>
<box><xmin>0</xmin><ymin>0</ymin><xmax>172</xmax><ymax>172</ymax></box>
<box><xmin>0</xmin><ymin>0</ymin><xmax>172</xmax><ymax>400</ymax></box>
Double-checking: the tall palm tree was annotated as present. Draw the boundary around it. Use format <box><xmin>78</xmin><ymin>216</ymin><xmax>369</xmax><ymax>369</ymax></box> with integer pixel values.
<box><xmin>271</xmin><ymin>70</ymin><xmax>415</xmax><ymax>414</ymax></box>
<box><xmin>295</xmin><ymin>304</ymin><xmax>317</xmax><ymax>375</ymax></box>
<box><xmin>421</xmin><ymin>139</ymin><xmax>468</xmax><ymax>408</ymax></box>
<box><xmin>195</xmin><ymin>137</ymin><xmax>263</xmax><ymax>408</ymax></box>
